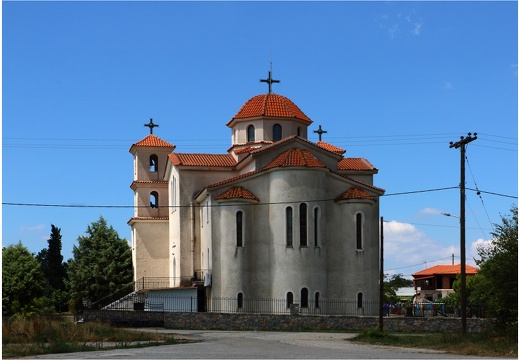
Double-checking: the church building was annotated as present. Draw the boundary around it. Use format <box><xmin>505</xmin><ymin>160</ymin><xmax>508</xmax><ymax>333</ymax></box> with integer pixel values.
<box><xmin>128</xmin><ymin>72</ymin><xmax>385</xmax><ymax>313</ymax></box>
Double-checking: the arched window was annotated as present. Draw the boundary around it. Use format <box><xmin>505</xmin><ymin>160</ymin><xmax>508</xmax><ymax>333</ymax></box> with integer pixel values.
<box><xmin>315</xmin><ymin>292</ymin><xmax>320</xmax><ymax>309</ymax></box>
<box><xmin>273</xmin><ymin>124</ymin><xmax>282</xmax><ymax>142</ymax></box>
<box><xmin>286</xmin><ymin>207</ymin><xmax>293</xmax><ymax>247</ymax></box>
<box><xmin>150</xmin><ymin>154</ymin><xmax>158</xmax><ymax>173</ymax></box>
<box><xmin>300</xmin><ymin>203</ymin><xmax>307</xmax><ymax>247</ymax></box>
<box><xmin>150</xmin><ymin>191</ymin><xmax>159</xmax><ymax>208</ymax></box>
<box><xmin>286</xmin><ymin>292</ymin><xmax>294</xmax><ymax>308</ymax></box>
<box><xmin>314</xmin><ymin>207</ymin><xmax>319</xmax><ymax>247</ymax></box>
<box><xmin>301</xmin><ymin>288</ymin><xmax>309</xmax><ymax>308</ymax></box>
<box><xmin>236</xmin><ymin>211</ymin><xmax>243</xmax><ymax>247</ymax></box>
<box><xmin>357</xmin><ymin>292</ymin><xmax>363</xmax><ymax>308</ymax></box>
<box><xmin>237</xmin><ymin>292</ymin><xmax>243</xmax><ymax>309</ymax></box>
<box><xmin>247</xmin><ymin>125</ymin><xmax>255</xmax><ymax>142</ymax></box>
<box><xmin>356</xmin><ymin>213</ymin><xmax>363</xmax><ymax>250</ymax></box>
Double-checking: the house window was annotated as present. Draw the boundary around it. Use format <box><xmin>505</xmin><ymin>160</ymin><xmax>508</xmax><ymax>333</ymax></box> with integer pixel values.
<box><xmin>247</xmin><ymin>125</ymin><xmax>255</xmax><ymax>142</ymax></box>
<box><xmin>357</xmin><ymin>292</ymin><xmax>363</xmax><ymax>308</ymax></box>
<box><xmin>301</xmin><ymin>288</ymin><xmax>309</xmax><ymax>308</ymax></box>
<box><xmin>150</xmin><ymin>154</ymin><xmax>158</xmax><ymax>173</ymax></box>
<box><xmin>150</xmin><ymin>191</ymin><xmax>159</xmax><ymax>208</ymax></box>
<box><xmin>356</xmin><ymin>213</ymin><xmax>363</xmax><ymax>250</ymax></box>
<box><xmin>314</xmin><ymin>207</ymin><xmax>319</xmax><ymax>247</ymax></box>
<box><xmin>286</xmin><ymin>207</ymin><xmax>293</xmax><ymax>247</ymax></box>
<box><xmin>315</xmin><ymin>292</ymin><xmax>320</xmax><ymax>309</ymax></box>
<box><xmin>237</xmin><ymin>293</ymin><xmax>243</xmax><ymax>309</ymax></box>
<box><xmin>273</xmin><ymin>124</ymin><xmax>282</xmax><ymax>142</ymax></box>
<box><xmin>297</xmin><ymin>127</ymin><xmax>301</xmax><ymax>137</ymax></box>
<box><xmin>236</xmin><ymin>211</ymin><xmax>243</xmax><ymax>247</ymax></box>
<box><xmin>286</xmin><ymin>292</ymin><xmax>294</xmax><ymax>308</ymax></box>
<box><xmin>300</xmin><ymin>203</ymin><xmax>307</xmax><ymax>247</ymax></box>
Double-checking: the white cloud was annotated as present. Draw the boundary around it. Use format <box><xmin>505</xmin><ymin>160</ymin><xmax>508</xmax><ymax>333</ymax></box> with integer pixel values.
<box><xmin>470</xmin><ymin>238</ymin><xmax>493</xmax><ymax>262</ymax></box>
<box><xmin>384</xmin><ymin>220</ymin><xmax>460</xmax><ymax>274</ymax></box>
<box><xmin>417</xmin><ymin>207</ymin><xmax>442</xmax><ymax>217</ymax></box>
<box><xmin>412</xmin><ymin>22</ymin><xmax>422</xmax><ymax>36</ymax></box>
<box><xmin>20</xmin><ymin>224</ymin><xmax>46</xmax><ymax>233</ymax></box>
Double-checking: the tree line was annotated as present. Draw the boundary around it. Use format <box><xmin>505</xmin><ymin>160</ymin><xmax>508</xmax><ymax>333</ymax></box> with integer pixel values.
<box><xmin>2</xmin><ymin>216</ymin><xmax>133</xmax><ymax>316</ymax></box>
<box><xmin>3</xmin><ymin>207</ymin><xmax>517</xmax><ymax>336</ymax></box>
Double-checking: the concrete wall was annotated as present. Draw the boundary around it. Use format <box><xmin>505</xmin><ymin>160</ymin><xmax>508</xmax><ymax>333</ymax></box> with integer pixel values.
<box><xmin>84</xmin><ymin>310</ymin><xmax>491</xmax><ymax>334</ymax></box>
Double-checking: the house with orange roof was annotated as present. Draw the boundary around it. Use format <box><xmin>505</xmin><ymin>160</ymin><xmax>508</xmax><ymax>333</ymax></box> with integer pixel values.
<box><xmin>128</xmin><ymin>72</ymin><xmax>385</xmax><ymax>314</ymax></box>
<box><xmin>412</xmin><ymin>264</ymin><xmax>479</xmax><ymax>301</ymax></box>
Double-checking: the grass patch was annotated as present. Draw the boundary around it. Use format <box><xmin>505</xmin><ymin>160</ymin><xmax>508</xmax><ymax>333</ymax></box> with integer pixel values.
<box><xmin>351</xmin><ymin>328</ymin><xmax>518</xmax><ymax>358</ymax></box>
<box><xmin>2</xmin><ymin>316</ymin><xmax>195</xmax><ymax>358</ymax></box>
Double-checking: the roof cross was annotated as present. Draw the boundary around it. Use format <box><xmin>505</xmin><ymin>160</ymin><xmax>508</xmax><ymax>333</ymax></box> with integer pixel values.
<box><xmin>144</xmin><ymin>118</ymin><xmax>159</xmax><ymax>134</ymax></box>
<box><xmin>314</xmin><ymin>125</ymin><xmax>328</xmax><ymax>141</ymax></box>
<box><xmin>260</xmin><ymin>59</ymin><xmax>280</xmax><ymax>94</ymax></box>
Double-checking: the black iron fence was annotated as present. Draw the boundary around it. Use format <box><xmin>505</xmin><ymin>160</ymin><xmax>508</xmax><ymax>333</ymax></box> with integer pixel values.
<box><xmin>102</xmin><ymin>295</ymin><xmax>381</xmax><ymax>316</ymax></box>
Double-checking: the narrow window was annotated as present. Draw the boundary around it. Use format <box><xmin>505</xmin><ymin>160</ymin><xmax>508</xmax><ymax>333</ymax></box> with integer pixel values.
<box><xmin>286</xmin><ymin>207</ymin><xmax>293</xmax><ymax>247</ymax></box>
<box><xmin>150</xmin><ymin>154</ymin><xmax>158</xmax><ymax>173</ymax></box>
<box><xmin>300</xmin><ymin>203</ymin><xmax>307</xmax><ymax>247</ymax></box>
<box><xmin>357</xmin><ymin>292</ymin><xmax>363</xmax><ymax>308</ymax></box>
<box><xmin>247</xmin><ymin>125</ymin><xmax>255</xmax><ymax>142</ymax></box>
<box><xmin>314</xmin><ymin>207</ymin><xmax>319</xmax><ymax>247</ymax></box>
<box><xmin>237</xmin><ymin>293</ymin><xmax>243</xmax><ymax>309</ymax></box>
<box><xmin>315</xmin><ymin>292</ymin><xmax>320</xmax><ymax>309</ymax></box>
<box><xmin>273</xmin><ymin>124</ymin><xmax>282</xmax><ymax>142</ymax></box>
<box><xmin>297</xmin><ymin>127</ymin><xmax>301</xmax><ymax>137</ymax></box>
<box><xmin>236</xmin><ymin>211</ymin><xmax>243</xmax><ymax>247</ymax></box>
<box><xmin>301</xmin><ymin>288</ymin><xmax>309</xmax><ymax>308</ymax></box>
<box><xmin>286</xmin><ymin>292</ymin><xmax>294</xmax><ymax>308</ymax></box>
<box><xmin>150</xmin><ymin>191</ymin><xmax>158</xmax><ymax>208</ymax></box>
<box><xmin>356</xmin><ymin>213</ymin><xmax>363</xmax><ymax>250</ymax></box>
<box><xmin>171</xmin><ymin>176</ymin><xmax>176</xmax><ymax>213</ymax></box>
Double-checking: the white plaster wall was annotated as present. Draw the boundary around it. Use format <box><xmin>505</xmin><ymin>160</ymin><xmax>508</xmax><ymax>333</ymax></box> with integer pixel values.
<box><xmin>327</xmin><ymin>200</ymin><xmax>380</xmax><ymax>303</ymax></box>
<box><xmin>132</xmin><ymin>221</ymin><xmax>169</xmax><ymax>281</ymax></box>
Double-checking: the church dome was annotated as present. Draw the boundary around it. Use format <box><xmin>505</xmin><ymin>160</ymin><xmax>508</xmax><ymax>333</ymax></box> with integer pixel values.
<box><xmin>227</xmin><ymin>93</ymin><xmax>312</xmax><ymax>126</ymax></box>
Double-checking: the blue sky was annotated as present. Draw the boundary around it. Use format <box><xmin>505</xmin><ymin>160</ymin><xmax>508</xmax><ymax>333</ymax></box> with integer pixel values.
<box><xmin>3</xmin><ymin>1</ymin><xmax>518</xmax><ymax>278</ymax></box>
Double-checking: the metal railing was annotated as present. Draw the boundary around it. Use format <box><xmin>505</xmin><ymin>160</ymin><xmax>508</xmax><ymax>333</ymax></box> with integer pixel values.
<box><xmin>208</xmin><ymin>297</ymin><xmax>380</xmax><ymax>316</ymax></box>
<box><xmin>101</xmin><ymin>294</ymin><xmax>381</xmax><ymax>315</ymax></box>
<box><xmin>135</xmin><ymin>277</ymin><xmax>194</xmax><ymax>291</ymax></box>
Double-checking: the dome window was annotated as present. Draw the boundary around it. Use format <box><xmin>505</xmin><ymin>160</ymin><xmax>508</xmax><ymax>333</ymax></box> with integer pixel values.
<box><xmin>247</xmin><ymin>125</ymin><xmax>255</xmax><ymax>142</ymax></box>
<box><xmin>273</xmin><ymin>124</ymin><xmax>282</xmax><ymax>142</ymax></box>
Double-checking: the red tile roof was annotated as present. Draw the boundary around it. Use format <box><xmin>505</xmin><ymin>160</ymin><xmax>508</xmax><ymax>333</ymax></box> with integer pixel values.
<box><xmin>130</xmin><ymin>134</ymin><xmax>175</xmax><ymax>150</ymax></box>
<box><xmin>233</xmin><ymin>146</ymin><xmax>261</xmax><ymax>155</ymax></box>
<box><xmin>338</xmin><ymin>158</ymin><xmax>377</xmax><ymax>172</ymax></box>
<box><xmin>316</xmin><ymin>141</ymin><xmax>346</xmax><ymax>155</ymax></box>
<box><xmin>413</xmin><ymin>264</ymin><xmax>479</xmax><ymax>277</ymax></box>
<box><xmin>216</xmin><ymin>186</ymin><xmax>260</xmax><ymax>201</ymax></box>
<box><xmin>228</xmin><ymin>94</ymin><xmax>312</xmax><ymax>125</ymax></box>
<box><xmin>169</xmin><ymin>153</ymin><xmax>237</xmax><ymax>167</ymax></box>
<box><xmin>262</xmin><ymin>148</ymin><xmax>327</xmax><ymax>170</ymax></box>
<box><xmin>335</xmin><ymin>187</ymin><xmax>375</xmax><ymax>202</ymax></box>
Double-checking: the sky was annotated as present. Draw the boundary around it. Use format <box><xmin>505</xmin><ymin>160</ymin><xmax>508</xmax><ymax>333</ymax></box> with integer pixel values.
<box><xmin>2</xmin><ymin>1</ymin><xmax>518</xmax><ymax>279</ymax></box>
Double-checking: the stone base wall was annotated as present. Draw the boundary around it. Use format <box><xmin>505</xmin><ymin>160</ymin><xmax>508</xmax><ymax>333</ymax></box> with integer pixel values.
<box><xmin>83</xmin><ymin>310</ymin><xmax>491</xmax><ymax>333</ymax></box>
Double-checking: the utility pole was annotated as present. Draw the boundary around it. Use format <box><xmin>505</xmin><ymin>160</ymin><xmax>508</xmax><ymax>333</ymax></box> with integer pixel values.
<box><xmin>379</xmin><ymin>216</ymin><xmax>384</xmax><ymax>331</ymax></box>
<box><xmin>449</xmin><ymin>132</ymin><xmax>477</xmax><ymax>335</ymax></box>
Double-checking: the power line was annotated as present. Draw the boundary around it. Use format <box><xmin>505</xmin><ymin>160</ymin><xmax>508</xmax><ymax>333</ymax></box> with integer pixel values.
<box><xmin>3</xmin><ymin>185</ymin><xmax>515</xmax><ymax>209</ymax></box>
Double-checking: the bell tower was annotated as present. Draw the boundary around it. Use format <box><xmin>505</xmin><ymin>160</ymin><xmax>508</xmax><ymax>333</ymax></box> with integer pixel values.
<box><xmin>128</xmin><ymin>119</ymin><xmax>176</xmax><ymax>284</ymax></box>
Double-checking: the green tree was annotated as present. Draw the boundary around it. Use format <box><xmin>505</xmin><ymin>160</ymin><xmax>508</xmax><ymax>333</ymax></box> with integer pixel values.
<box><xmin>472</xmin><ymin>206</ymin><xmax>517</xmax><ymax>329</ymax></box>
<box><xmin>2</xmin><ymin>242</ymin><xmax>46</xmax><ymax>315</ymax></box>
<box><xmin>66</xmin><ymin>217</ymin><xmax>133</xmax><ymax>310</ymax></box>
<box><xmin>36</xmin><ymin>225</ymin><xmax>69</xmax><ymax>312</ymax></box>
<box><xmin>384</xmin><ymin>273</ymin><xmax>413</xmax><ymax>303</ymax></box>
